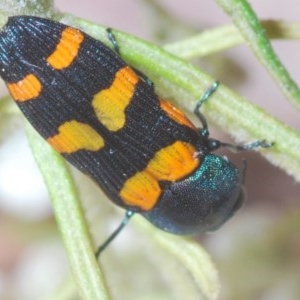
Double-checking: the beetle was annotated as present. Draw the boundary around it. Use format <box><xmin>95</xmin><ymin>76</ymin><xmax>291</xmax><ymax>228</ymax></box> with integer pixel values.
<box><xmin>0</xmin><ymin>16</ymin><xmax>271</xmax><ymax>256</ymax></box>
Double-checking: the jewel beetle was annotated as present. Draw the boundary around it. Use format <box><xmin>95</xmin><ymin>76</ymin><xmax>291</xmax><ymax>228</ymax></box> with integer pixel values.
<box><xmin>0</xmin><ymin>16</ymin><xmax>271</xmax><ymax>255</ymax></box>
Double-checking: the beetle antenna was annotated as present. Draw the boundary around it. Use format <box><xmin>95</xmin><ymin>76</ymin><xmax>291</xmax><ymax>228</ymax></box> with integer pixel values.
<box><xmin>220</xmin><ymin>139</ymin><xmax>274</xmax><ymax>153</ymax></box>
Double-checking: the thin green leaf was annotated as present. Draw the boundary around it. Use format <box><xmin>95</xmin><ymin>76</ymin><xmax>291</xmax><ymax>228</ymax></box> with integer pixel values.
<box><xmin>26</xmin><ymin>123</ymin><xmax>110</xmax><ymax>300</ymax></box>
<box><xmin>215</xmin><ymin>0</ymin><xmax>300</xmax><ymax>111</ymax></box>
<box><xmin>164</xmin><ymin>20</ymin><xmax>300</xmax><ymax>59</ymax></box>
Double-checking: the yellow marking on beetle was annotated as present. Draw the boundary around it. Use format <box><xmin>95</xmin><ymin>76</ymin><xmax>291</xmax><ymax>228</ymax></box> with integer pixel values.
<box><xmin>47</xmin><ymin>27</ymin><xmax>84</xmax><ymax>69</ymax></box>
<box><xmin>7</xmin><ymin>73</ymin><xmax>41</xmax><ymax>102</ymax></box>
<box><xmin>120</xmin><ymin>171</ymin><xmax>161</xmax><ymax>211</ymax></box>
<box><xmin>146</xmin><ymin>141</ymin><xmax>200</xmax><ymax>181</ymax></box>
<box><xmin>160</xmin><ymin>99</ymin><xmax>196</xmax><ymax>130</ymax></box>
<box><xmin>92</xmin><ymin>66</ymin><xmax>139</xmax><ymax>131</ymax></box>
<box><xmin>47</xmin><ymin>120</ymin><xmax>104</xmax><ymax>153</ymax></box>
<box><xmin>120</xmin><ymin>141</ymin><xmax>199</xmax><ymax>210</ymax></box>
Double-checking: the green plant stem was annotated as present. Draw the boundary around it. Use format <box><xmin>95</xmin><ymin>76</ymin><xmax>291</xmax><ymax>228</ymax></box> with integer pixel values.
<box><xmin>26</xmin><ymin>123</ymin><xmax>110</xmax><ymax>300</ymax></box>
<box><xmin>164</xmin><ymin>20</ymin><xmax>300</xmax><ymax>59</ymax></box>
<box><xmin>215</xmin><ymin>0</ymin><xmax>300</xmax><ymax>112</ymax></box>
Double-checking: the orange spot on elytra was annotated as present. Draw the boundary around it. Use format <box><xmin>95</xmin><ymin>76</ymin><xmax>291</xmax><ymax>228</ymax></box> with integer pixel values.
<box><xmin>120</xmin><ymin>171</ymin><xmax>161</xmax><ymax>211</ymax></box>
<box><xmin>47</xmin><ymin>120</ymin><xmax>104</xmax><ymax>153</ymax></box>
<box><xmin>47</xmin><ymin>27</ymin><xmax>84</xmax><ymax>69</ymax></box>
<box><xmin>120</xmin><ymin>141</ymin><xmax>199</xmax><ymax>211</ymax></box>
<box><xmin>160</xmin><ymin>99</ymin><xmax>196</xmax><ymax>130</ymax></box>
<box><xmin>146</xmin><ymin>141</ymin><xmax>199</xmax><ymax>181</ymax></box>
<box><xmin>92</xmin><ymin>66</ymin><xmax>139</xmax><ymax>131</ymax></box>
<box><xmin>7</xmin><ymin>73</ymin><xmax>41</xmax><ymax>102</ymax></box>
